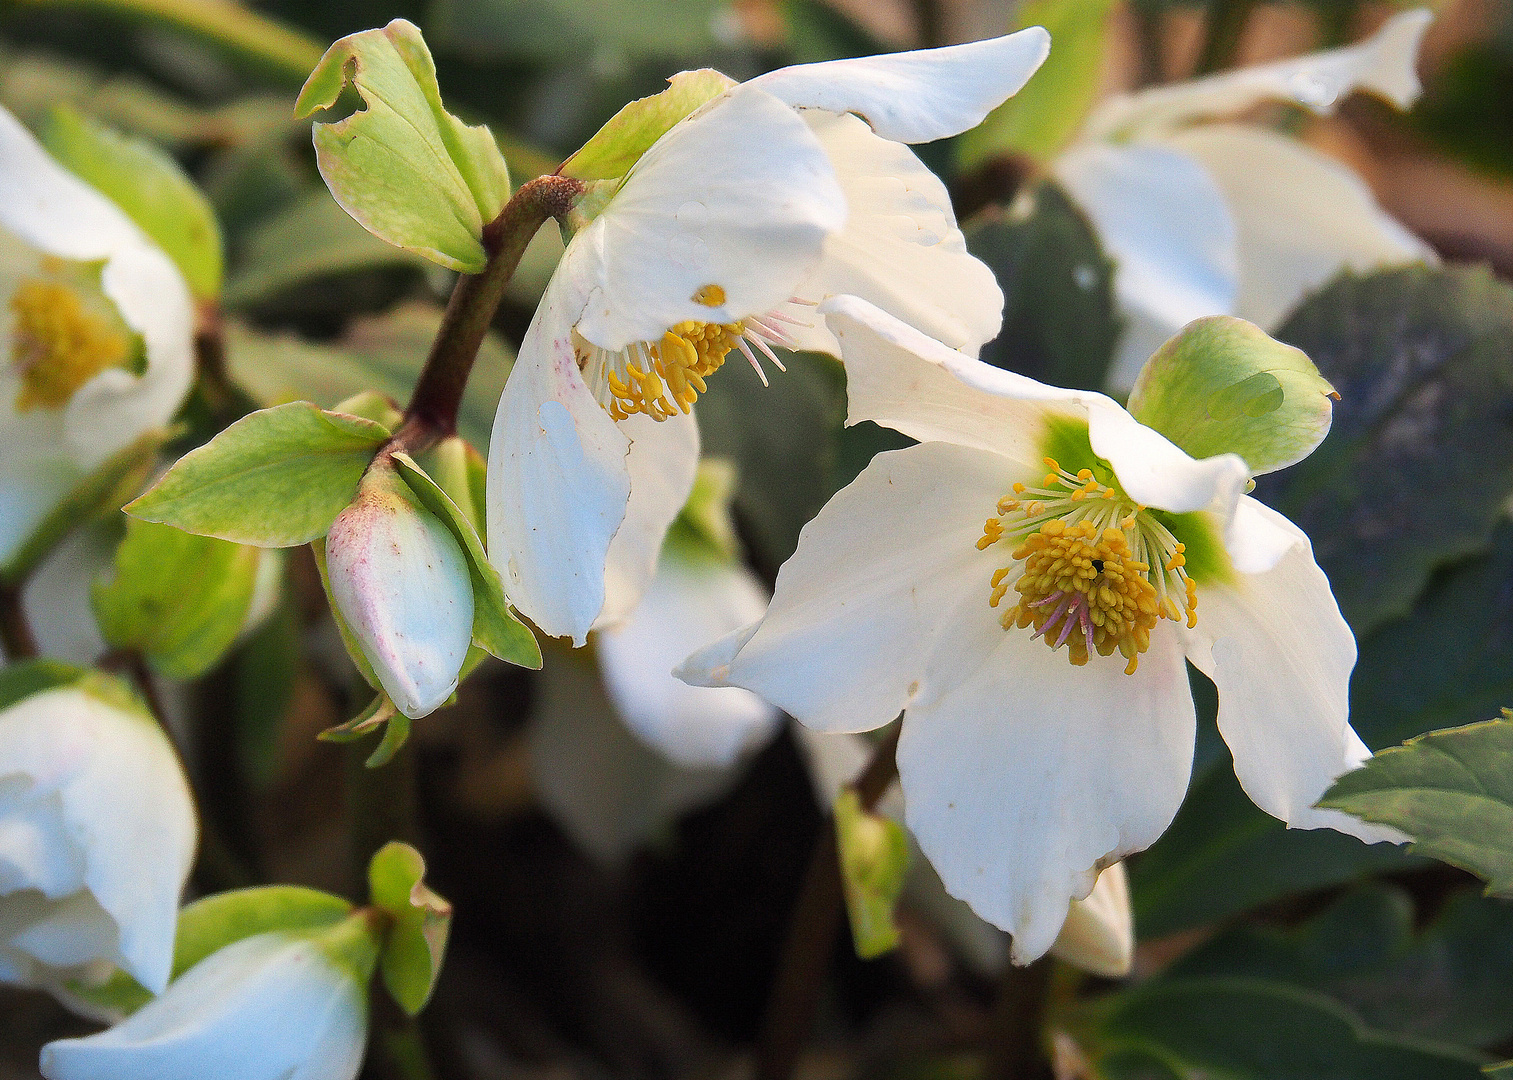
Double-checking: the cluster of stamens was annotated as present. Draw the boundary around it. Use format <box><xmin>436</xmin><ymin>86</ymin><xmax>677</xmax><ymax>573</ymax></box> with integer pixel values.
<box><xmin>978</xmin><ymin>458</ymin><xmax>1198</xmax><ymax>675</ymax></box>
<box><xmin>10</xmin><ymin>277</ymin><xmax>130</xmax><ymax>412</ymax></box>
<box><xmin>578</xmin><ymin>296</ymin><xmax>809</xmax><ymax>422</ymax></box>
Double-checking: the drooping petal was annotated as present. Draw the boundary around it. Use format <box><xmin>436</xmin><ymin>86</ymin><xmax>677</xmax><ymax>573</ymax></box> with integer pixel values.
<box><xmin>747</xmin><ymin>27</ymin><xmax>1052</xmax><ymax>144</ymax></box>
<box><xmin>1162</xmin><ymin>123</ymin><xmax>1435</xmax><ymax>331</ymax></box>
<box><xmin>487</xmin><ymin>273</ymin><xmax>631</xmax><ymax>646</ymax></box>
<box><xmin>679</xmin><ymin>440</ymin><xmax>1011</xmax><ymax>735</ymax></box>
<box><xmin>787</xmin><ymin>111</ymin><xmax>1002</xmax><ymax>357</ymax></box>
<box><xmin>597</xmin><ymin>555</ymin><xmax>778</xmax><ymax>768</ymax></box>
<box><xmin>1048</xmin><ymin>863</ymin><xmax>1133</xmax><ymax>978</ymax></box>
<box><xmin>529</xmin><ymin>647</ymin><xmax>745</xmax><ymax>865</ymax></box>
<box><xmin>571</xmin><ymin>84</ymin><xmax>845</xmax><ymax>352</ymax></box>
<box><xmin>1052</xmin><ymin>140</ymin><xmax>1238</xmax><ymax>393</ymax></box>
<box><xmin>899</xmin><ymin>623</ymin><xmax>1194</xmax><ymax>964</ymax></box>
<box><xmin>820</xmin><ymin>294</ymin><xmax>1086</xmax><ymax>465</ymax></box>
<box><xmin>595</xmin><ymin>410</ymin><xmax>700</xmax><ymax>631</ymax></box>
<box><xmin>1183</xmin><ymin>498</ymin><xmax>1404</xmax><ymax>843</ymax></box>
<box><xmin>1081</xmin><ymin>8</ymin><xmax>1433</xmax><ymax>142</ymax></box>
<box><xmin>1086</xmin><ymin>399</ymin><xmax>1250</xmax><ymax>517</ymax></box>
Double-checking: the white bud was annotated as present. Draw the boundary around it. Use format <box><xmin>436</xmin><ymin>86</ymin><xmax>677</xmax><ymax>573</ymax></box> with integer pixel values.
<box><xmin>0</xmin><ymin>683</ymin><xmax>196</xmax><ymax>998</ymax></box>
<box><xmin>325</xmin><ymin>466</ymin><xmax>474</xmax><ymax>719</ymax></box>
<box><xmin>1049</xmin><ymin>862</ymin><xmax>1134</xmax><ymax>977</ymax></box>
<box><xmin>40</xmin><ymin>920</ymin><xmax>377</xmax><ymax>1080</ymax></box>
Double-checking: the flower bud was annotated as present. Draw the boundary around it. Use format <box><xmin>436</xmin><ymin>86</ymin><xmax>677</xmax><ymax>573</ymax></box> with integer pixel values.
<box><xmin>1049</xmin><ymin>862</ymin><xmax>1133</xmax><ymax>977</ymax></box>
<box><xmin>0</xmin><ymin>674</ymin><xmax>196</xmax><ymax>1000</ymax></box>
<box><xmin>324</xmin><ymin>462</ymin><xmax>474</xmax><ymax>719</ymax></box>
<box><xmin>40</xmin><ymin>911</ymin><xmax>381</xmax><ymax>1080</ymax></box>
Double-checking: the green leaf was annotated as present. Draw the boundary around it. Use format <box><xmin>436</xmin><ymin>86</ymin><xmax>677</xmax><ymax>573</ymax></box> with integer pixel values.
<box><xmin>41</xmin><ymin>106</ymin><xmax>223</xmax><ymax>299</ymax></box>
<box><xmin>173</xmin><ymin>886</ymin><xmax>354</xmax><ymax>977</ymax></box>
<box><xmin>1127</xmin><ymin>316</ymin><xmax>1337</xmax><ymax>475</ymax></box>
<box><xmin>834</xmin><ymin>789</ymin><xmax>909</xmax><ymax>960</ymax></box>
<box><xmin>125</xmin><ymin>401</ymin><xmax>389</xmax><ymax>547</ymax></box>
<box><xmin>664</xmin><ymin>457</ymin><xmax>740</xmax><ymax>564</ymax></box>
<box><xmin>959</xmin><ymin>0</ymin><xmax>1119</xmax><ymax>164</ymax></box>
<box><xmin>1320</xmin><ymin>715</ymin><xmax>1513</xmax><ymax>895</ymax></box>
<box><xmin>0</xmin><ymin>659</ymin><xmax>86</xmax><ymax>713</ymax></box>
<box><xmin>92</xmin><ymin>518</ymin><xmax>263</xmax><ymax>679</ymax></box>
<box><xmin>1259</xmin><ymin>266</ymin><xmax>1513</xmax><ymax>635</ymax></box>
<box><xmin>561</xmin><ymin>69</ymin><xmax>735</xmax><ymax>181</ymax></box>
<box><xmin>1081</xmin><ymin>978</ymin><xmax>1486</xmax><ymax>1079</ymax></box>
<box><xmin>233</xmin><ymin>601</ymin><xmax>299</xmax><ymax>790</ymax></box>
<box><xmin>391</xmin><ymin>451</ymin><xmax>541</xmax><ymax>670</ymax></box>
<box><xmin>1487</xmin><ymin>1062</ymin><xmax>1513</xmax><ymax>1079</ymax></box>
<box><xmin>295</xmin><ymin>19</ymin><xmax>511</xmax><ymax>273</ymax></box>
<box><xmin>430</xmin><ymin>0</ymin><xmax>725</xmax><ymax>61</ymax></box>
<box><xmin>368</xmin><ymin>841</ymin><xmax>452</xmax><ymax>1015</ymax></box>
<box><xmin>966</xmin><ymin>181</ymin><xmax>1119</xmax><ymax>393</ymax></box>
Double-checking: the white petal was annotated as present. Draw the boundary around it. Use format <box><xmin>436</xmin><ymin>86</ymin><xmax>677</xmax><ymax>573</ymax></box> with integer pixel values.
<box><xmin>1081</xmin><ymin>8</ymin><xmax>1433</xmax><ymax>141</ymax></box>
<box><xmin>1183</xmin><ymin>498</ymin><xmax>1404</xmax><ymax>843</ymax></box>
<box><xmin>747</xmin><ymin>28</ymin><xmax>1052</xmax><ymax>144</ymax></box>
<box><xmin>325</xmin><ymin>478</ymin><xmax>474</xmax><ymax>720</ymax></box>
<box><xmin>595</xmin><ymin>410</ymin><xmax>700</xmax><ymax>630</ymax></box>
<box><xmin>1048</xmin><ymin>863</ymin><xmax>1133</xmax><ymax>978</ymax></box>
<box><xmin>1086</xmin><ymin>399</ymin><xmax>1250</xmax><ymax>517</ymax></box>
<box><xmin>1162</xmin><ymin>124</ymin><xmax>1436</xmax><ymax>331</ymax></box>
<box><xmin>0</xmin><ymin>390</ymin><xmax>79</xmax><ymax>567</ymax></box>
<box><xmin>819</xmin><ymin>293</ymin><xmax>1086</xmax><ymax>464</ymax></box>
<box><xmin>21</xmin><ymin>525</ymin><xmax>114</xmax><ymax>667</ymax></box>
<box><xmin>1224</xmin><ymin>493</ymin><xmax>1299</xmax><ymax>576</ymax></box>
<box><xmin>9</xmin><ymin>890</ymin><xmax>118</xmax><ymax>969</ymax></box>
<box><xmin>597</xmin><ymin>556</ymin><xmax>778</xmax><ymax>767</ymax></box>
<box><xmin>571</xmin><ymin>84</ymin><xmax>845</xmax><ymax>351</ymax></box>
<box><xmin>0</xmin><ymin>795</ymin><xmax>84</xmax><ymax>897</ymax></box>
<box><xmin>40</xmin><ymin>932</ymin><xmax>367</xmax><ymax>1080</ymax></box>
<box><xmin>680</xmin><ymin>440</ymin><xmax>1012</xmax><ymax>735</ymax></box>
<box><xmin>899</xmin><ymin>625</ymin><xmax>1194</xmax><ymax>964</ymax></box>
<box><xmin>0</xmin><ymin>688</ymin><xmax>195</xmax><ymax>993</ymax></box>
<box><xmin>787</xmin><ymin>112</ymin><xmax>1002</xmax><ymax>357</ymax></box>
<box><xmin>529</xmin><ymin>648</ymin><xmax>744</xmax><ymax>865</ymax></box>
<box><xmin>1052</xmin><ymin>141</ymin><xmax>1238</xmax><ymax>394</ymax></box>
<box><xmin>487</xmin><ymin>273</ymin><xmax>631</xmax><ymax>646</ymax></box>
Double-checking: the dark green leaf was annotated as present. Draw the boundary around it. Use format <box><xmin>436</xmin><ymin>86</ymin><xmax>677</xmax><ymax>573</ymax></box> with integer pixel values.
<box><xmin>966</xmin><ymin>181</ymin><xmax>1119</xmax><ymax>393</ymax></box>
<box><xmin>1260</xmin><ymin>266</ymin><xmax>1513</xmax><ymax>635</ymax></box>
<box><xmin>233</xmin><ymin>601</ymin><xmax>300</xmax><ymax>790</ymax></box>
<box><xmin>0</xmin><ymin>660</ymin><xmax>85</xmax><ymax>713</ymax></box>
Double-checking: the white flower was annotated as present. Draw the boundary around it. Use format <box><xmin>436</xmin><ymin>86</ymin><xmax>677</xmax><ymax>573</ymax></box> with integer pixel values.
<box><xmin>487</xmin><ymin>30</ymin><xmax>1050</xmax><ymax>645</ymax></box>
<box><xmin>39</xmin><ymin>919</ymin><xmax>377</xmax><ymax>1080</ymax></box>
<box><xmin>324</xmin><ymin>464</ymin><xmax>474</xmax><ymax>719</ymax></box>
<box><xmin>0</xmin><ymin>680</ymin><xmax>196</xmax><ymax>999</ymax></box>
<box><xmin>680</xmin><ymin>296</ymin><xmax>1402</xmax><ymax>963</ymax></box>
<box><xmin>0</xmin><ymin>106</ymin><xmax>195</xmax><ymax>567</ymax></box>
<box><xmin>1051</xmin><ymin>9</ymin><xmax>1436</xmax><ymax>391</ymax></box>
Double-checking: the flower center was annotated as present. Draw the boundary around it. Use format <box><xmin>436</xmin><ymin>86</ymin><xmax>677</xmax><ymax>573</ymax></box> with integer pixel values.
<box><xmin>978</xmin><ymin>457</ymin><xmax>1197</xmax><ymax>675</ymax></box>
<box><xmin>577</xmin><ymin>297</ymin><xmax>810</xmax><ymax>422</ymax></box>
<box><xmin>10</xmin><ymin>277</ymin><xmax>132</xmax><ymax>412</ymax></box>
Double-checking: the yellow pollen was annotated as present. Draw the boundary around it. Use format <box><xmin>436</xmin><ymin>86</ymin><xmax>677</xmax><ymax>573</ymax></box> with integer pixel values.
<box><xmin>692</xmin><ymin>284</ymin><xmax>727</xmax><ymax>307</ymax></box>
<box><xmin>10</xmin><ymin>279</ymin><xmax>131</xmax><ymax>412</ymax></box>
<box><xmin>604</xmin><ymin>320</ymin><xmax>742</xmax><ymax>421</ymax></box>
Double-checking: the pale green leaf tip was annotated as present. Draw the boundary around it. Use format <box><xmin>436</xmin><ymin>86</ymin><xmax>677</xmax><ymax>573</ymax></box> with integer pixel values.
<box><xmin>834</xmin><ymin>789</ymin><xmax>908</xmax><ymax>961</ymax></box>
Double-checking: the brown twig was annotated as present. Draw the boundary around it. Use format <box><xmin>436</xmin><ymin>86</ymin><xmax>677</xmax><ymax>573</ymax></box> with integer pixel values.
<box><xmin>755</xmin><ymin>722</ymin><xmax>902</xmax><ymax>1080</ymax></box>
<box><xmin>983</xmin><ymin>960</ymin><xmax>1054</xmax><ymax>1080</ymax></box>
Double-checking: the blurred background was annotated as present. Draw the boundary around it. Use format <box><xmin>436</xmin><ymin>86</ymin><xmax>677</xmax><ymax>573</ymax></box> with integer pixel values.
<box><xmin>4</xmin><ymin>1</ymin><xmax>1513</xmax><ymax>1078</ymax></box>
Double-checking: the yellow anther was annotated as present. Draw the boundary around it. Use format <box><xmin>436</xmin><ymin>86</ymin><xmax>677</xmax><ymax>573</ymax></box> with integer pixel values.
<box><xmin>10</xmin><ymin>278</ymin><xmax>131</xmax><ymax>411</ymax></box>
<box><xmin>692</xmin><ymin>284</ymin><xmax>727</xmax><ymax>307</ymax></box>
<box><xmin>1012</xmin><ymin>482</ymin><xmax>1027</xmax><ymax>494</ymax></box>
<box><xmin>978</xmin><ymin>517</ymin><xmax>1004</xmax><ymax>550</ymax></box>
<box><xmin>602</xmin><ymin>320</ymin><xmax>743</xmax><ymax>421</ymax></box>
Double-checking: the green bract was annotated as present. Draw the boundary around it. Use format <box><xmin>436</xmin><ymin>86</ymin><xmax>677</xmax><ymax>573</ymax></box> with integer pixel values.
<box><xmin>560</xmin><ymin>69</ymin><xmax>735</xmax><ymax>182</ymax></box>
<box><xmin>1321</xmin><ymin>713</ymin><xmax>1513</xmax><ymax>896</ymax></box>
<box><xmin>1127</xmin><ymin>316</ymin><xmax>1336</xmax><ymax>475</ymax></box>
<box><xmin>368</xmin><ymin>841</ymin><xmax>452</xmax><ymax>1016</ymax></box>
<box><xmin>93</xmin><ymin>519</ymin><xmax>272</xmax><ymax>679</ymax></box>
<box><xmin>0</xmin><ymin>658</ymin><xmax>86</xmax><ymax>712</ymax></box>
<box><xmin>834</xmin><ymin>789</ymin><xmax>909</xmax><ymax>961</ymax></box>
<box><xmin>42</xmin><ymin>105</ymin><xmax>224</xmax><ymax>300</ymax></box>
<box><xmin>125</xmin><ymin>400</ymin><xmax>390</xmax><ymax>546</ymax></box>
<box><xmin>295</xmin><ymin>18</ymin><xmax>512</xmax><ymax>273</ymax></box>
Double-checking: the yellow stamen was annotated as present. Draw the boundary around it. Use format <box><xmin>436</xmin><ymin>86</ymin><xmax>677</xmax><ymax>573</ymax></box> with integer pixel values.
<box><xmin>603</xmin><ymin>320</ymin><xmax>742</xmax><ymax>421</ymax></box>
<box><xmin>10</xmin><ymin>278</ymin><xmax>131</xmax><ymax>412</ymax></box>
<box><xmin>692</xmin><ymin>284</ymin><xmax>727</xmax><ymax>307</ymax></box>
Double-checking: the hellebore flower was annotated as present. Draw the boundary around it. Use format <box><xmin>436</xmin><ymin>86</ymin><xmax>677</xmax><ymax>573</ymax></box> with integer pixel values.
<box><xmin>0</xmin><ymin>106</ymin><xmax>195</xmax><ymax>567</ymax></box>
<box><xmin>0</xmin><ymin>677</ymin><xmax>196</xmax><ymax>1002</ymax></box>
<box><xmin>680</xmin><ymin>296</ymin><xmax>1400</xmax><ymax>962</ymax></box>
<box><xmin>324</xmin><ymin>461</ymin><xmax>474</xmax><ymax>719</ymax></box>
<box><xmin>488</xmin><ymin>29</ymin><xmax>1051</xmax><ymax>644</ymax></box>
<box><xmin>40</xmin><ymin>913</ymin><xmax>379</xmax><ymax>1080</ymax></box>
<box><xmin>1053</xmin><ymin>9</ymin><xmax>1436</xmax><ymax>390</ymax></box>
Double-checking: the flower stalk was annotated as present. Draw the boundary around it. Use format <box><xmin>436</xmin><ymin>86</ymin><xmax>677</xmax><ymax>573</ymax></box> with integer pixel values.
<box><xmin>0</xmin><ymin>580</ymin><xmax>38</xmax><ymax>658</ymax></box>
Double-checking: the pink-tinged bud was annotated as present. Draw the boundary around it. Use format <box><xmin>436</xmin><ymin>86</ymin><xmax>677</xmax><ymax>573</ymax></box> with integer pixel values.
<box><xmin>325</xmin><ymin>464</ymin><xmax>473</xmax><ymax>719</ymax></box>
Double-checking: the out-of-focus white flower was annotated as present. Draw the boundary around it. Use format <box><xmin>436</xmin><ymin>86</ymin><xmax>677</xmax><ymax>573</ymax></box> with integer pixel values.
<box><xmin>0</xmin><ymin>678</ymin><xmax>196</xmax><ymax>999</ymax></box>
<box><xmin>0</xmin><ymin>106</ymin><xmax>195</xmax><ymax>567</ymax></box>
<box><xmin>40</xmin><ymin>914</ymin><xmax>380</xmax><ymax>1080</ymax></box>
<box><xmin>324</xmin><ymin>463</ymin><xmax>474</xmax><ymax>719</ymax></box>
<box><xmin>488</xmin><ymin>30</ymin><xmax>1051</xmax><ymax>645</ymax></box>
<box><xmin>681</xmin><ymin>296</ymin><xmax>1401</xmax><ymax>962</ymax></box>
<box><xmin>1052</xmin><ymin>9</ymin><xmax>1436</xmax><ymax>391</ymax></box>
